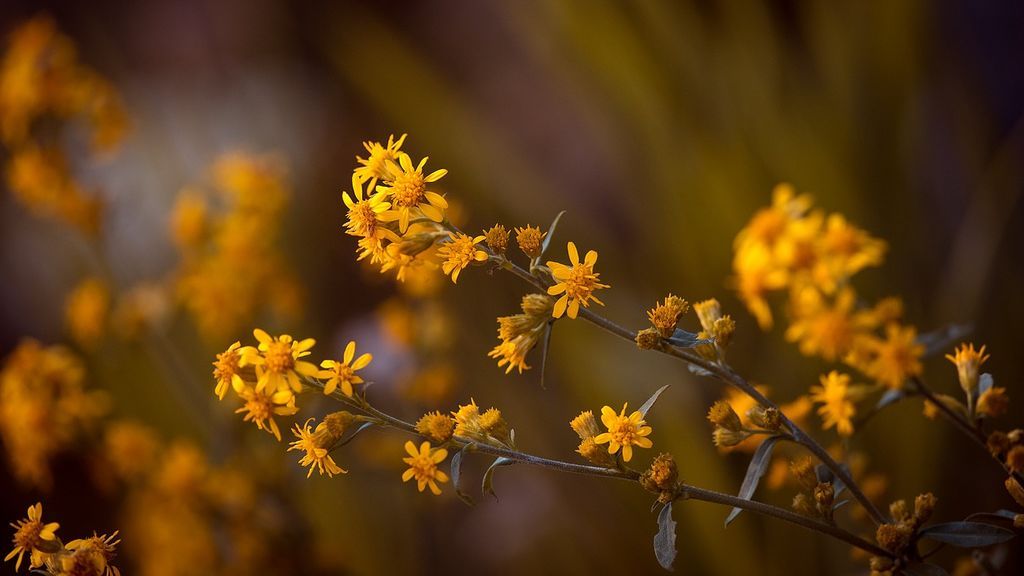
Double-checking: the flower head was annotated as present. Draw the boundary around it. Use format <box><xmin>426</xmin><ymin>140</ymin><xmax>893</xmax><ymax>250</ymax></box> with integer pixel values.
<box><xmin>546</xmin><ymin>242</ymin><xmax>609</xmax><ymax>319</ymax></box>
<box><xmin>288</xmin><ymin>418</ymin><xmax>346</xmax><ymax>478</ymax></box>
<box><xmin>647</xmin><ymin>294</ymin><xmax>689</xmax><ymax>338</ymax></box>
<box><xmin>809</xmin><ymin>371</ymin><xmax>864</xmax><ymax>437</ymax></box>
<box><xmin>594</xmin><ymin>403</ymin><xmax>653</xmax><ymax>462</ymax></box>
<box><xmin>318</xmin><ymin>341</ymin><xmax>372</xmax><ymax>397</ymax></box>
<box><xmin>401</xmin><ymin>440</ymin><xmax>449</xmax><ymax>495</ymax></box>
<box><xmin>864</xmin><ymin>324</ymin><xmax>923</xmax><ymax>390</ymax></box>
<box><xmin>483</xmin><ymin>224</ymin><xmax>510</xmax><ymax>254</ymax></box>
<box><xmin>945</xmin><ymin>343</ymin><xmax>989</xmax><ymax>395</ymax></box>
<box><xmin>212</xmin><ymin>341</ymin><xmax>245</xmax><ymax>400</ymax></box>
<box><xmin>64</xmin><ymin>531</ymin><xmax>120</xmax><ymax>576</ymax></box>
<box><xmin>437</xmin><ymin>232</ymin><xmax>488</xmax><ymax>283</ymax></box>
<box><xmin>415</xmin><ymin>411</ymin><xmax>456</xmax><ymax>443</ymax></box>
<box><xmin>355</xmin><ymin>133</ymin><xmax>407</xmax><ymax>186</ymax></box>
<box><xmin>342</xmin><ymin>174</ymin><xmax>396</xmax><ymax>245</ymax></box>
<box><xmin>242</xmin><ymin>329</ymin><xmax>319</xmax><ymax>398</ymax></box>
<box><xmin>5</xmin><ymin>503</ymin><xmax>60</xmax><ymax>572</ymax></box>
<box><xmin>235</xmin><ymin>387</ymin><xmax>298</xmax><ymax>441</ymax></box>
<box><xmin>514</xmin><ymin>225</ymin><xmax>544</xmax><ymax>258</ymax></box>
<box><xmin>377</xmin><ymin>154</ymin><xmax>448</xmax><ymax>232</ymax></box>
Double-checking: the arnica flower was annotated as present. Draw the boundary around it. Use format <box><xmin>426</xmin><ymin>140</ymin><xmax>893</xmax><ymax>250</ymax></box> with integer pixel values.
<box><xmin>5</xmin><ymin>502</ymin><xmax>60</xmax><ymax>572</ymax></box>
<box><xmin>342</xmin><ymin>174</ymin><xmax>397</xmax><ymax>245</ymax></box>
<box><xmin>809</xmin><ymin>371</ymin><xmax>863</xmax><ymax>437</ymax></box>
<box><xmin>488</xmin><ymin>293</ymin><xmax>553</xmax><ymax>374</ymax></box>
<box><xmin>355</xmin><ymin>133</ymin><xmax>407</xmax><ymax>187</ymax></box>
<box><xmin>318</xmin><ymin>341</ymin><xmax>372</xmax><ymax>397</ymax></box>
<box><xmin>64</xmin><ymin>531</ymin><xmax>120</xmax><ymax>576</ymax></box>
<box><xmin>288</xmin><ymin>418</ymin><xmax>346</xmax><ymax>478</ymax></box>
<box><xmin>945</xmin><ymin>343</ymin><xmax>989</xmax><ymax>395</ymax></box>
<box><xmin>243</xmin><ymin>329</ymin><xmax>319</xmax><ymax>397</ymax></box>
<box><xmin>235</xmin><ymin>386</ymin><xmax>298</xmax><ymax>441</ymax></box>
<box><xmin>647</xmin><ymin>294</ymin><xmax>689</xmax><ymax>338</ymax></box>
<box><xmin>451</xmin><ymin>399</ymin><xmax>509</xmax><ymax>444</ymax></box>
<box><xmin>437</xmin><ymin>232</ymin><xmax>488</xmax><ymax>283</ymax></box>
<box><xmin>514</xmin><ymin>225</ymin><xmax>544</xmax><ymax>259</ymax></box>
<box><xmin>865</xmin><ymin>324</ymin><xmax>924</xmax><ymax>390</ymax></box>
<box><xmin>401</xmin><ymin>440</ymin><xmax>449</xmax><ymax>495</ymax></box>
<box><xmin>546</xmin><ymin>241</ymin><xmax>609</xmax><ymax>319</ymax></box>
<box><xmin>483</xmin><ymin>224</ymin><xmax>510</xmax><ymax>254</ymax></box>
<box><xmin>415</xmin><ymin>411</ymin><xmax>456</xmax><ymax>443</ymax></box>
<box><xmin>376</xmin><ymin>153</ymin><xmax>448</xmax><ymax>233</ymax></box>
<box><xmin>212</xmin><ymin>341</ymin><xmax>245</xmax><ymax>400</ymax></box>
<box><xmin>594</xmin><ymin>403</ymin><xmax>653</xmax><ymax>462</ymax></box>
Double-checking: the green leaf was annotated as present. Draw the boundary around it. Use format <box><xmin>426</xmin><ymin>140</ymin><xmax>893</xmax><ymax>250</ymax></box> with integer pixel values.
<box><xmin>653</xmin><ymin>502</ymin><xmax>677</xmax><ymax>570</ymax></box>
<box><xmin>450</xmin><ymin>445</ymin><xmax>475</xmax><ymax>506</ymax></box>
<box><xmin>539</xmin><ymin>210</ymin><xmax>566</xmax><ymax>259</ymax></box>
<box><xmin>639</xmin><ymin>385</ymin><xmax>671</xmax><ymax>417</ymax></box>
<box><xmin>725</xmin><ymin>436</ymin><xmax>780</xmax><ymax>527</ymax></box>
<box><xmin>919</xmin><ymin>521</ymin><xmax>1016</xmax><ymax>548</ymax></box>
<box><xmin>666</xmin><ymin>328</ymin><xmax>713</xmax><ymax>349</ymax></box>
<box><xmin>334</xmin><ymin>422</ymin><xmax>375</xmax><ymax>450</ymax></box>
<box><xmin>481</xmin><ymin>457</ymin><xmax>516</xmax><ymax>500</ymax></box>
<box><xmin>901</xmin><ymin>563</ymin><xmax>950</xmax><ymax>576</ymax></box>
<box><xmin>539</xmin><ymin>322</ymin><xmax>553</xmax><ymax>390</ymax></box>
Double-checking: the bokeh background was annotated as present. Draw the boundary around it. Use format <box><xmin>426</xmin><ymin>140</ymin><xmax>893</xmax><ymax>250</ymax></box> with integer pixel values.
<box><xmin>2</xmin><ymin>1</ymin><xmax>1023</xmax><ymax>574</ymax></box>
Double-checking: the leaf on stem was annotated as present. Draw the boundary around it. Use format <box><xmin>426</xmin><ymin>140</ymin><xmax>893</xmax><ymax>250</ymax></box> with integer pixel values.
<box><xmin>539</xmin><ymin>322</ymin><xmax>553</xmax><ymax>390</ymax></box>
<box><xmin>451</xmin><ymin>444</ymin><xmax>475</xmax><ymax>506</ymax></box>
<box><xmin>539</xmin><ymin>210</ymin><xmax>566</xmax><ymax>259</ymax></box>
<box><xmin>918</xmin><ymin>521</ymin><xmax>1016</xmax><ymax>548</ymax></box>
<box><xmin>667</xmin><ymin>328</ymin><xmax>713</xmax><ymax>349</ymax></box>
<box><xmin>916</xmin><ymin>324</ymin><xmax>972</xmax><ymax>357</ymax></box>
<box><xmin>639</xmin><ymin>384</ymin><xmax>671</xmax><ymax>418</ymax></box>
<box><xmin>653</xmin><ymin>502</ymin><xmax>677</xmax><ymax>570</ymax></box>
<box><xmin>481</xmin><ymin>457</ymin><xmax>516</xmax><ymax>500</ymax></box>
<box><xmin>334</xmin><ymin>422</ymin><xmax>375</xmax><ymax>450</ymax></box>
<box><xmin>725</xmin><ymin>435</ymin><xmax>781</xmax><ymax>527</ymax></box>
<box><xmin>978</xmin><ymin>373</ymin><xmax>994</xmax><ymax>396</ymax></box>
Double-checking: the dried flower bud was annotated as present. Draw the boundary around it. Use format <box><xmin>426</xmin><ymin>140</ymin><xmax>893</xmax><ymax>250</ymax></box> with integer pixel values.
<box><xmin>747</xmin><ymin>406</ymin><xmax>782</xmax><ymax>431</ymax></box>
<box><xmin>570</xmin><ymin>410</ymin><xmax>601</xmax><ymax>440</ymax></box>
<box><xmin>792</xmin><ymin>493</ymin><xmax>815</xmax><ymax>517</ymax></box>
<box><xmin>790</xmin><ymin>457</ymin><xmax>818</xmax><ymax>491</ymax></box>
<box><xmin>521</xmin><ymin>293</ymin><xmax>554</xmax><ymax>318</ymax></box>
<box><xmin>315</xmin><ymin>411</ymin><xmax>356</xmax><ymax>447</ymax></box>
<box><xmin>1007</xmin><ymin>429</ymin><xmax>1023</xmax><ymax>445</ymax></box>
<box><xmin>977</xmin><ymin>387</ymin><xmax>1009</xmax><ymax>419</ymax></box>
<box><xmin>635</xmin><ymin>327</ymin><xmax>662</xmax><ymax>350</ymax></box>
<box><xmin>988</xmin><ymin>431</ymin><xmax>1010</xmax><ymax>457</ymax></box>
<box><xmin>640</xmin><ymin>453</ymin><xmax>678</xmax><ymax>492</ymax></box>
<box><xmin>889</xmin><ymin>499</ymin><xmax>910</xmax><ymax>523</ymax></box>
<box><xmin>814</xmin><ymin>482</ymin><xmax>835</xmax><ymax>514</ymax></box>
<box><xmin>480</xmin><ymin>407</ymin><xmax>509</xmax><ymax>442</ymax></box>
<box><xmin>1007</xmin><ymin>446</ymin><xmax>1024</xmax><ymax>475</ymax></box>
<box><xmin>707</xmin><ymin>401</ymin><xmax>743</xmax><ymax>431</ymax></box>
<box><xmin>647</xmin><ymin>294</ymin><xmax>689</xmax><ymax>338</ymax></box>
<box><xmin>694</xmin><ymin>299</ymin><xmax>722</xmax><ymax>333</ymax></box>
<box><xmin>416</xmin><ymin>411</ymin><xmax>456</xmax><ymax>443</ymax></box>
<box><xmin>483</xmin><ymin>224</ymin><xmax>509</xmax><ymax>254</ymax></box>
<box><xmin>515</xmin><ymin>225</ymin><xmax>544</xmax><ymax>258</ymax></box>
<box><xmin>875</xmin><ymin>522</ymin><xmax>913</xmax><ymax>554</ymax></box>
<box><xmin>913</xmin><ymin>492</ymin><xmax>937</xmax><ymax>525</ymax></box>
<box><xmin>712</xmin><ymin>316</ymin><xmax>736</xmax><ymax>349</ymax></box>
<box><xmin>1006</xmin><ymin>476</ymin><xmax>1024</xmax><ymax>508</ymax></box>
<box><xmin>712</xmin><ymin>428</ymin><xmax>750</xmax><ymax>447</ymax></box>
<box><xmin>577</xmin><ymin>437</ymin><xmax>616</xmax><ymax>467</ymax></box>
<box><xmin>1015</xmin><ymin>514</ymin><xmax>1024</xmax><ymax>529</ymax></box>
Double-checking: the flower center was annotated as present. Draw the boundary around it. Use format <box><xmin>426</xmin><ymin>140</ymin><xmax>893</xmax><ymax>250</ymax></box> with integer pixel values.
<box><xmin>213</xmin><ymin>350</ymin><xmax>239</xmax><ymax>381</ymax></box>
<box><xmin>13</xmin><ymin>520</ymin><xmax>43</xmax><ymax>549</ymax></box>
<box><xmin>264</xmin><ymin>341</ymin><xmax>294</xmax><ymax>374</ymax></box>
<box><xmin>391</xmin><ymin>172</ymin><xmax>425</xmax><ymax>207</ymax></box>
<box><xmin>245</xmin><ymin>394</ymin><xmax>273</xmax><ymax>421</ymax></box>
<box><xmin>609</xmin><ymin>419</ymin><xmax>639</xmax><ymax>445</ymax></box>
<box><xmin>348</xmin><ymin>202</ymin><xmax>378</xmax><ymax>236</ymax></box>
<box><xmin>564</xmin><ymin>265</ymin><xmax>596</xmax><ymax>299</ymax></box>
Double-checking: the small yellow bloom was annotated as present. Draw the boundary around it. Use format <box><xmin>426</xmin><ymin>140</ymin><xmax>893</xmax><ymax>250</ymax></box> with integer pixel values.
<box><xmin>288</xmin><ymin>418</ymin><xmax>346</xmax><ymax>478</ymax></box>
<box><xmin>416</xmin><ymin>411</ymin><xmax>456</xmax><ymax>443</ymax></box>
<box><xmin>342</xmin><ymin>173</ymin><xmax>397</xmax><ymax>244</ymax></box>
<box><xmin>546</xmin><ymin>241</ymin><xmax>609</xmax><ymax>319</ymax></box>
<box><xmin>647</xmin><ymin>294</ymin><xmax>689</xmax><ymax>338</ymax></box>
<box><xmin>437</xmin><ymin>232</ymin><xmax>488</xmax><ymax>283</ymax></box>
<box><xmin>483</xmin><ymin>224</ymin><xmax>510</xmax><ymax>254</ymax></box>
<box><xmin>65</xmin><ymin>277</ymin><xmax>110</xmax><ymax>348</ymax></box>
<box><xmin>594</xmin><ymin>403</ymin><xmax>653</xmax><ymax>462</ymax></box>
<box><xmin>235</xmin><ymin>386</ymin><xmax>298</xmax><ymax>442</ymax></box>
<box><xmin>945</xmin><ymin>343</ymin><xmax>989</xmax><ymax>395</ymax></box>
<box><xmin>809</xmin><ymin>371</ymin><xmax>864</xmax><ymax>437</ymax></box>
<box><xmin>865</xmin><ymin>324</ymin><xmax>923</xmax><ymax>390</ymax></box>
<box><xmin>401</xmin><ymin>440</ymin><xmax>449</xmax><ymax>495</ymax></box>
<box><xmin>376</xmin><ymin>153</ymin><xmax>448</xmax><ymax>233</ymax></box>
<box><xmin>514</xmin><ymin>225</ymin><xmax>544</xmax><ymax>258</ymax></box>
<box><xmin>5</xmin><ymin>502</ymin><xmax>60</xmax><ymax>572</ymax></box>
<box><xmin>64</xmin><ymin>531</ymin><xmax>120</xmax><ymax>576</ymax></box>
<box><xmin>242</xmin><ymin>329</ymin><xmax>319</xmax><ymax>397</ymax></box>
<box><xmin>212</xmin><ymin>341</ymin><xmax>245</xmax><ymax>400</ymax></box>
<box><xmin>355</xmin><ymin>133</ymin><xmax>407</xmax><ymax>187</ymax></box>
<box><xmin>319</xmin><ymin>341</ymin><xmax>372</xmax><ymax>397</ymax></box>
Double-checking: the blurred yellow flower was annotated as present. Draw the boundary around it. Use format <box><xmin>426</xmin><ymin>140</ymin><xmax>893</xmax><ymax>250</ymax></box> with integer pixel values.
<box><xmin>864</xmin><ymin>324</ymin><xmax>923</xmax><ymax>390</ymax></box>
<box><xmin>65</xmin><ymin>277</ymin><xmax>110</xmax><ymax>348</ymax></box>
<box><xmin>809</xmin><ymin>371</ymin><xmax>862</xmax><ymax>437</ymax></box>
<box><xmin>401</xmin><ymin>440</ymin><xmax>449</xmax><ymax>495</ymax></box>
<box><xmin>594</xmin><ymin>403</ymin><xmax>653</xmax><ymax>462</ymax></box>
<box><xmin>546</xmin><ymin>241</ymin><xmax>609</xmax><ymax>319</ymax></box>
<box><xmin>63</xmin><ymin>531</ymin><xmax>120</xmax><ymax>576</ymax></box>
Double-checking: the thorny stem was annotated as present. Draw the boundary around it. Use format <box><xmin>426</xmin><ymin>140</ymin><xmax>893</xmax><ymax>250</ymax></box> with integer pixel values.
<box><xmin>478</xmin><ymin>238</ymin><xmax>888</xmax><ymax>525</ymax></box>
<box><xmin>307</xmin><ymin>380</ymin><xmax>891</xmax><ymax>558</ymax></box>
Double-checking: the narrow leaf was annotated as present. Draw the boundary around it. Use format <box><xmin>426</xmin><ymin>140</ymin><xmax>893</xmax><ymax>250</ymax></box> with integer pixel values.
<box><xmin>725</xmin><ymin>435</ymin><xmax>781</xmax><ymax>527</ymax></box>
<box><xmin>978</xmin><ymin>373</ymin><xmax>994</xmax><ymax>396</ymax></box>
<box><xmin>539</xmin><ymin>210</ymin><xmax>566</xmax><ymax>258</ymax></box>
<box><xmin>539</xmin><ymin>322</ymin><xmax>553</xmax><ymax>390</ymax></box>
<box><xmin>966</xmin><ymin>509</ymin><xmax>1018</xmax><ymax>522</ymax></box>
<box><xmin>917</xmin><ymin>324</ymin><xmax>972</xmax><ymax>357</ymax></box>
<box><xmin>876</xmin><ymin>389</ymin><xmax>906</xmax><ymax>411</ymax></box>
<box><xmin>481</xmin><ymin>457</ymin><xmax>516</xmax><ymax>500</ymax></box>
<box><xmin>832</xmin><ymin>499</ymin><xmax>851</xmax><ymax>512</ymax></box>
<box><xmin>666</xmin><ymin>328</ymin><xmax>713</xmax><ymax>349</ymax></box>
<box><xmin>901</xmin><ymin>563</ymin><xmax>950</xmax><ymax>576</ymax></box>
<box><xmin>639</xmin><ymin>385</ymin><xmax>671</xmax><ymax>417</ymax></box>
<box><xmin>450</xmin><ymin>445</ymin><xmax>474</xmax><ymax>506</ymax></box>
<box><xmin>919</xmin><ymin>521</ymin><xmax>1016</xmax><ymax>548</ymax></box>
<box><xmin>334</xmin><ymin>422</ymin><xmax>375</xmax><ymax>449</ymax></box>
<box><xmin>687</xmin><ymin>364</ymin><xmax>712</xmax><ymax>377</ymax></box>
<box><xmin>653</xmin><ymin>502</ymin><xmax>677</xmax><ymax>570</ymax></box>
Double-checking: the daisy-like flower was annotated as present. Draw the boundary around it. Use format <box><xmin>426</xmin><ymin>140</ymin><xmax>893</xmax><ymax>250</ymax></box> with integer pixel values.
<box><xmin>5</xmin><ymin>502</ymin><xmax>60</xmax><ymax>572</ymax></box>
<box><xmin>235</xmin><ymin>386</ymin><xmax>298</xmax><ymax>442</ymax></box>
<box><xmin>288</xmin><ymin>419</ymin><xmax>346</xmax><ymax>478</ymax></box>
<box><xmin>546</xmin><ymin>242</ymin><xmax>609</xmax><ymax>319</ymax></box>
<box><xmin>809</xmin><ymin>371</ymin><xmax>862</xmax><ymax>437</ymax></box>
<box><xmin>865</xmin><ymin>324</ymin><xmax>923</xmax><ymax>390</ymax></box>
<box><xmin>376</xmin><ymin>154</ymin><xmax>448</xmax><ymax>233</ymax></box>
<box><xmin>342</xmin><ymin>174</ymin><xmax>398</xmax><ymax>245</ymax></box>
<box><xmin>319</xmin><ymin>341</ymin><xmax>372</xmax><ymax>397</ymax></box>
<box><xmin>212</xmin><ymin>341</ymin><xmax>245</xmax><ymax>400</ymax></box>
<box><xmin>64</xmin><ymin>531</ymin><xmax>121</xmax><ymax>576</ymax></box>
<box><xmin>401</xmin><ymin>440</ymin><xmax>449</xmax><ymax>495</ymax></box>
<box><xmin>437</xmin><ymin>232</ymin><xmax>488</xmax><ymax>283</ymax></box>
<box><xmin>242</xmin><ymin>329</ymin><xmax>319</xmax><ymax>397</ymax></box>
<box><xmin>594</xmin><ymin>403</ymin><xmax>653</xmax><ymax>462</ymax></box>
<box><xmin>355</xmin><ymin>133</ymin><xmax>407</xmax><ymax>187</ymax></box>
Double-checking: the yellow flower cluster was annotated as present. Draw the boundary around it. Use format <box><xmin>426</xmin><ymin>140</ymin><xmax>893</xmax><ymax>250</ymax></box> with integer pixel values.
<box><xmin>489</xmin><ymin>293</ymin><xmax>554</xmax><ymax>374</ymax></box>
<box><xmin>0</xmin><ymin>17</ymin><xmax>128</xmax><ymax>233</ymax></box>
<box><xmin>173</xmin><ymin>153</ymin><xmax>302</xmax><ymax>340</ymax></box>
<box><xmin>5</xmin><ymin>502</ymin><xmax>120</xmax><ymax>576</ymax></box>
<box><xmin>0</xmin><ymin>340</ymin><xmax>108</xmax><ymax>488</ymax></box>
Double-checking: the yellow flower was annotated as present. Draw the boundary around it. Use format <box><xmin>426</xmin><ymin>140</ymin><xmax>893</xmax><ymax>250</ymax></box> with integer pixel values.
<box><xmin>355</xmin><ymin>133</ymin><xmax>407</xmax><ymax>187</ymax></box>
<box><xmin>342</xmin><ymin>173</ymin><xmax>398</xmax><ymax>244</ymax></box>
<box><xmin>483</xmin><ymin>224</ymin><xmax>510</xmax><ymax>254</ymax></box>
<box><xmin>647</xmin><ymin>294</ymin><xmax>689</xmax><ymax>338</ymax></box>
<box><xmin>64</xmin><ymin>531</ymin><xmax>120</xmax><ymax>576</ymax></box>
<box><xmin>437</xmin><ymin>232</ymin><xmax>488</xmax><ymax>283</ymax></box>
<box><xmin>546</xmin><ymin>241</ymin><xmax>609</xmax><ymax>319</ymax></box>
<box><xmin>170</xmin><ymin>188</ymin><xmax>207</xmax><ymax>248</ymax></box>
<box><xmin>488</xmin><ymin>294</ymin><xmax>553</xmax><ymax>374</ymax></box>
<box><xmin>809</xmin><ymin>371</ymin><xmax>864</xmax><ymax>437</ymax></box>
<box><xmin>288</xmin><ymin>418</ymin><xmax>346</xmax><ymax>478</ymax></box>
<box><xmin>376</xmin><ymin>153</ymin><xmax>448</xmax><ymax>233</ymax></box>
<box><xmin>514</xmin><ymin>225</ymin><xmax>544</xmax><ymax>258</ymax></box>
<box><xmin>415</xmin><ymin>411</ymin><xmax>456</xmax><ymax>443</ymax></box>
<box><xmin>5</xmin><ymin>502</ymin><xmax>60</xmax><ymax>571</ymax></box>
<box><xmin>212</xmin><ymin>341</ymin><xmax>245</xmax><ymax>400</ymax></box>
<box><xmin>818</xmin><ymin>213</ymin><xmax>887</xmax><ymax>283</ymax></box>
<box><xmin>401</xmin><ymin>440</ymin><xmax>449</xmax><ymax>495</ymax></box>
<box><xmin>242</xmin><ymin>329</ymin><xmax>319</xmax><ymax>397</ymax></box>
<box><xmin>235</xmin><ymin>386</ymin><xmax>298</xmax><ymax>442</ymax></box>
<box><xmin>65</xmin><ymin>277</ymin><xmax>110</xmax><ymax>348</ymax></box>
<box><xmin>319</xmin><ymin>341</ymin><xmax>372</xmax><ymax>397</ymax></box>
<box><xmin>945</xmin><ymin>343</ymin><xmax>989</xmax><ymax>395</ymax></box>
<box><xmin>785</xmin><ymin>287</ymin><xmax>874</xmax><ymax>361</ymax></box>
<box><xmin>594</xmin><ymin>403</ymin><xmax>653</xmax><ymax>462</ymax></box>
<box><xmin>865</xmin><ymin>324</ymin><xmax>923</xmax><ymax>390</ymax></box>
<box><xmin>731</xmin><ymin>242</ymin><xmax>787</xmax><ymax>330</ymax></box>
<box><xmin>734</xmin><ymin>183</ymin><xmax>813</xmax><ymax>250</ymax></box>
<box><xmin>103</xmin><ymin>420</ymin><xmax>159</xmax><ymax>482</ymax></box>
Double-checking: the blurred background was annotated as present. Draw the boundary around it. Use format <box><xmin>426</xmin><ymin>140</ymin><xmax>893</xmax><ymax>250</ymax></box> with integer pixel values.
<box><xmin>1</xmin><ymin>0</ymin><xmax>1023</xmax><ymax>574</ymax></box>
